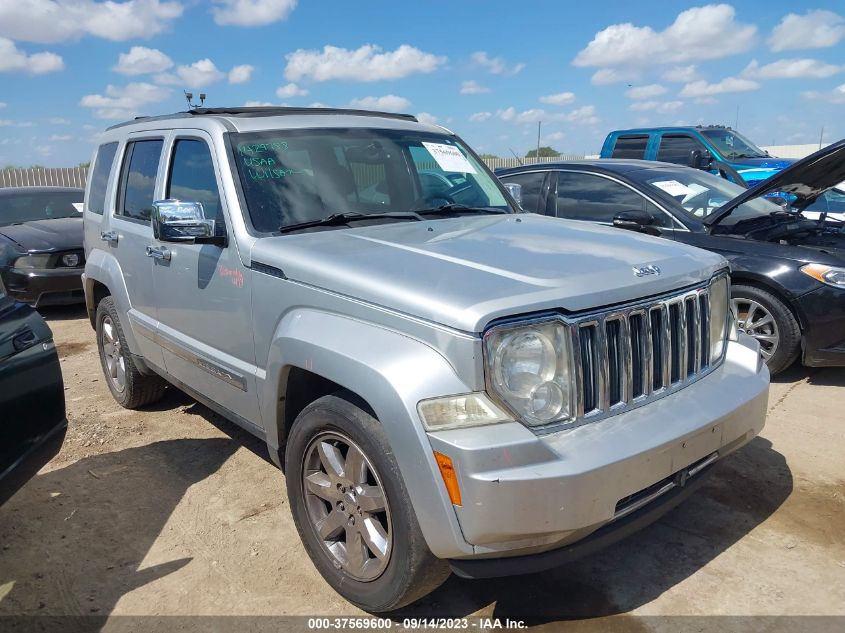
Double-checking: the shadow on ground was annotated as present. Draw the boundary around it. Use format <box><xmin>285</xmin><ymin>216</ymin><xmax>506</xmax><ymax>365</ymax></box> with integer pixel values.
<box><xmin>0</xmin><ymin>438</ymin><xmax>237</xmax><ymax>618</ymax></box>
<box><xmin>397</xmin><ymin>436</ymin><xmax>792</xmax><ymax>625</ymax></box>
<box><xmin>37</xmin><ymin>304</ymin><xmax>89</xmax><ymax>323</ymax></box>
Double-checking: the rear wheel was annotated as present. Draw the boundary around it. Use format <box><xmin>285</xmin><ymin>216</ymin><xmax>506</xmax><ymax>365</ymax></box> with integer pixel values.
<box><xmin>96</xmin><ymin>296</ymin><xmax>166</xmax><ymax>408</ymax></box>
<box><xmin>285</xmin><ymin>393</ymin><xmax>449</xmax><ymax>611</ymax></box>
<box><xmin>731</xmin><ymin>284</ymin><xmax>800</xmax><ymax>375</ymax></box>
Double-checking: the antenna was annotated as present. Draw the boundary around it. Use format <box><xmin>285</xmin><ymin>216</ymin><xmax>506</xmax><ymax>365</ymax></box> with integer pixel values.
<box><xmin>184</xmin><ymin>91</ymin><xmax>207</xmax><ymax>109</ymax></box>
<box><xmin>508</xmin><ymin>148</ymin><xmax>524</xmax><ymax>166</ymax></box>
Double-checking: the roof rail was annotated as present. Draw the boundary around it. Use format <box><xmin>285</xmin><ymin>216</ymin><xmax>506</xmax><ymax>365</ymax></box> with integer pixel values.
<box><xmin>106</xmin><ymin>106</ymin><xmax>418</xmax><ymax>130</ymax></box>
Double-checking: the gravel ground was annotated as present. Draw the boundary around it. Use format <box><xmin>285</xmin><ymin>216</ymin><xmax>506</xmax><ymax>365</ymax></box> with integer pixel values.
<box><xmin>0</xmin><ymin>304</ymin><xmax>843</xmax><ymax>629</ymax></box>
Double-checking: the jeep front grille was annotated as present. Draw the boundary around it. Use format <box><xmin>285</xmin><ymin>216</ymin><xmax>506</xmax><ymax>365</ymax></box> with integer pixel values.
<box><xmin>572</xmin><ymin>280</ymin><xmax>720</xmax><ymax>422</ymax></box>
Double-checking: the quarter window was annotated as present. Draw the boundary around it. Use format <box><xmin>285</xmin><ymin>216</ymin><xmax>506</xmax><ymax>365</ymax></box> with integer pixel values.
<box><xmin>555</xmin><ymin>172</ymin><xmax>671</xmax><ymax>227</ymax></box>
<box><xmin>117</xmin><ymin>139</ymin><xmax>163</xmax><ymax>222</ymax></box>
<box><xmin>87</xmin><ymin>142</ymin><xmax>118</xmax><ymax>215</ymax></box>
<box><xmin>656</xmin><ymin>135</ymin><xmax>704</xmax><ymax>165</ymax></box>
<box><xmin>611</xmin><ymin>135</ymin><xmax>649</xmax><ymax>159</ymax></box>
<box><xmin>499</xmin><ymin>172</ymin><xmax>546</xmax><ymax>213</ymax></box>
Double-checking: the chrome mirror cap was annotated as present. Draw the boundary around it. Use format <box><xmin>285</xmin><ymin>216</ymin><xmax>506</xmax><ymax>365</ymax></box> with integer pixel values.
<box><xmin>152</xmin><ymin>199</ymin><xmax>214</xmax><ymax>242</ymax></box>
<box><xmin>503</xmin><ymin>182</ymin><xmax>522</xmax><ymax>208</ymax></box>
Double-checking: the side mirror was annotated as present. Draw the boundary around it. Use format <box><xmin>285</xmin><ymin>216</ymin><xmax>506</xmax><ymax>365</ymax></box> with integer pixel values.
<box><xmin>152</xmin><ymin>199</ymin><xmax>215</xmax><ymax>243</ymax></box>
<box><xmin>503</xmin><ymin>182</ymin><xmax>523</xmax><ymax>208</ymax></box>
<box><xmin>688</xmin><ymin>149</ymin><xmax>713</xmax><ymax>170</ymax></box>
<box><xmin>767</xmin><ymin>194</ymin><xmax>789</xmax><ymax>208</ymax></box>
<box><xmin>612</xmin><ymin>209</ymin><xmax>657</xmax><ymax>232</ymax></box>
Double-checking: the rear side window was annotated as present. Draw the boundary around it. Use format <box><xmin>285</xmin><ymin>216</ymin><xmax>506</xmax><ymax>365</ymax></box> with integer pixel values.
<box><xmin>499</xmin><ymin>172</ymin><xmax>546</xmax><ymax>213</ymax></box>
<box><xmin>87</xmin><ymin>142</ymin><xmax>118</xmax><ymax>215</ymax></box>
<box><xmin>117</xmin><ymin>139</ymin><xmax>163</xmax><ymax>222</ymax></box>
<box><xmin>555</xmin><ymin>172</ymin><xmax>670</xmax><ymax>226</ymax></box>
<box><xmin>656</xmin><ymin>135</ymin><xmax>704</xmax><ymax>165</ymax></box>
<box><xmin>611</xmin><ymin>135</ymin><xmax>648</xmax><ymax>159</ymax></box>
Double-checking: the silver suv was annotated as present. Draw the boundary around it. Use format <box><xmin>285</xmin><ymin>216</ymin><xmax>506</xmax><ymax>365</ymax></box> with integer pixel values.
<box><xmin>82</xmin><ymin>107</ymin><xmax>769</xmax><ymax>611</ymax></box>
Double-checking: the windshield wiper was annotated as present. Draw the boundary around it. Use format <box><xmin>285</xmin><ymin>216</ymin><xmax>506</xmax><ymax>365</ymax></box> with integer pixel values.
<box><xmin>413</xmin><ymin>203</ymin><xmax>509</xmax><ymax>216</ymax></box>
<box><xmin>279</xmin><ymin>211</ymin><xmax>424</xmax><ymax>234</ymax></box>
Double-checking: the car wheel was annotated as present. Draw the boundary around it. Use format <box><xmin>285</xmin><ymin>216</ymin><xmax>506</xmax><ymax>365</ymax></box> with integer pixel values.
<box><xmin>731</xmin><ymin>284</ymin><xmax>801</xmax><ymax>375</ymax></box>
<box><xmin>285</xmin><ymin>393</ymin><xmax>449</xmax><ymax>612</ymax></box>
<box><xmin>96</xmin><ymin>296</ymin><xmax>166</xmax><ymax>409</ymax></box>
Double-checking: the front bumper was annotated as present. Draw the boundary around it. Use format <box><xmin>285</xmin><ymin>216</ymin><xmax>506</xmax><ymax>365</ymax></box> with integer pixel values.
<box><xmin>797</xmin><ymin>285</ymin><xmax>845</xmax><ymax>367</ymax></box>
<box><xmin>4</xmin><ymin>267</ymin><xmax>84</xmax><ymax>307</ymax></box>
<box><xmin>427</xmin><ymin>335</ymin><xmax>769</xmax><ymax>560</ymax></box>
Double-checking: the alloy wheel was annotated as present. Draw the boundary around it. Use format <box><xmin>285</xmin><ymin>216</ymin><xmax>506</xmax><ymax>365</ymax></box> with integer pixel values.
<box><xmin>100</xmin><ymin>315</ymin><xmax>127</xmax><ymax>392</ymax></box>
<box><xmin>301</xmin><ymin>431</ymin><xmax>392</xmax><ymax>581</ymax></box>
<box><xmin>731</xmin><ymin>297</ymin><xmax>779</xmax><ymax>362</ymax></box>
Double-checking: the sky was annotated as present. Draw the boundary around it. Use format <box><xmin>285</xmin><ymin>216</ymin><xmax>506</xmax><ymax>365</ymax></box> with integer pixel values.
<box><xmin>1</xmin><ymin>0</ymin><xmax>845</xmax><ymax>167</ymax></box>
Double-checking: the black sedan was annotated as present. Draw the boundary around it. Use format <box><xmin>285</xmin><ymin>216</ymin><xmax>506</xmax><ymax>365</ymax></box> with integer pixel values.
<box><xmin>0</xmin><ymin>186</ymin><xmax>85</xmax><ymax>307</ymax></box>
<box><xmin>498</xmin><ymin>141</ymin><xmax>845</xmax><ymax>374</ymax></box>
<box><xmin>0</xmin><ymin>274</ymin><xmax>66</xmax><ymax>505</ymax></box>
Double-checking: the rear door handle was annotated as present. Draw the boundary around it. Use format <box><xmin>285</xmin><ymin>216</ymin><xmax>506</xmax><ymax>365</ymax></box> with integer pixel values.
<box><xmin>100</xmin><ymin>230</ymin><xmax>118</xmax><ymax>244</ymax></box>
<box><xmin>145</xmin><ymin>245</ymin><xmax>171</xmax><ymax>262</ymax></box>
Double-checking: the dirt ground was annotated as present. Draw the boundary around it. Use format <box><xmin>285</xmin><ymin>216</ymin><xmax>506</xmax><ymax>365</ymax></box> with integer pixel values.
<box><xmin>1</xmin><ymin>304</ymin><xmax>843</xmax><ymax>628</ymax></box>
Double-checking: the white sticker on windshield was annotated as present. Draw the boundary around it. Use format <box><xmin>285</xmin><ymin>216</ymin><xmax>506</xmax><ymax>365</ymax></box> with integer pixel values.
<box><xmin>651</xmin><ymin>180</ymin><xmax>695</xmax><ymax>197</ymax></box>
<box><xmin>422</xmin><ymin>142</ymin><xmax>477</xmax><ymax>174</ymax></box>
<box><xmin>72</xmin><ymin>202</ymin><xmax>84</xmax><ymax>213</ymax></box>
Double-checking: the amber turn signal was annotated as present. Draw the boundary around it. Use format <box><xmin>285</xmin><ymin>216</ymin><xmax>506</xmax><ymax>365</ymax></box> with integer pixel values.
<box><xmin>433</xmin><ymin>451</ymin><xmax>462</xmax><ymax>506</ymax></box>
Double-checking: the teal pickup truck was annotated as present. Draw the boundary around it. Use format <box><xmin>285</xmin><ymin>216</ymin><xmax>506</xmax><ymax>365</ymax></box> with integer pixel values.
<box><xmin>600</xmin><ymin>126</ymin><xmax>793</xmax><ymax>188</ymax></box>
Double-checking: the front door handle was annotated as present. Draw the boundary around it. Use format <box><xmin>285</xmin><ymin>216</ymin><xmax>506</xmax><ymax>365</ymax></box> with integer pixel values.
<box><xmin>12</xmin><ymin>328</ymin><xmax>37</xmax><ymax>352</ymax></box>
<box><xmin>145</xmin><ymin>245</ymin><xmax>171</xmax><ymax>262</ymax></box>
<box><xmin>100</xmin><ymin>230</ymin><xmax>118</xmax><ymax>244</ymax></box>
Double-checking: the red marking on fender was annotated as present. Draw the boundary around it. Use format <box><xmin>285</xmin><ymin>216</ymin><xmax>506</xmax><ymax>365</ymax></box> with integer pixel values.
<box><xmin>217</xmin><ymin>264</ymin><xmax>244</xmax><ymax>288</ymax></box>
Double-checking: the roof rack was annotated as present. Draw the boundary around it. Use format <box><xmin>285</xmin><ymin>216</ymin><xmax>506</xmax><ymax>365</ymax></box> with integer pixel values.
<box><xmin>107</xmin><ymin>106</ymin><xmax>418</xmax><ymax>130</ymax></box>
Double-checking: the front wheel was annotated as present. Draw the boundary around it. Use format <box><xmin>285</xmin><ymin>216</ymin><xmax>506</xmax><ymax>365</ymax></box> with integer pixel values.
<box><xmin>285</xmin><ymin>393</ymin><xmax>449</xmax><ymax>611</ymax></box>
<box><xmin>731</xmin><ymin>284</ymin><xmax>801</xmax><ymax>375</ymax></box>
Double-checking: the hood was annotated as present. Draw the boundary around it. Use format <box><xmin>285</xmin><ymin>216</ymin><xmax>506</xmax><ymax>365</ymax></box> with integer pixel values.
<box><xmin>251</xmin><ymin>214</ymin><xmax>726</xmax><ymax>332</ymax></box>
<box><xmin>0</xmin><ymin>217</ymin><xmax>83</xmax><ymax>253</ymax></box>
<box><xmin>705</xmin><ymin>139</ymin><xmax>845</xmax><ymax>226</ymax></box>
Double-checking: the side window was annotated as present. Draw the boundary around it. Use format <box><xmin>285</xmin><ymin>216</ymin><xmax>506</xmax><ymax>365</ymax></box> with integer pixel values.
<box><xmin>656</xmin><ymin>135</ymin><xmax>704</xmax><ymax>165</ymax></box>
<box><xmin>117</xmin><ymin>139</ymin><xmax>163</xmax><ymax>222</ymax></box>
<box><xmin>611</xmin><ymin>135</ymin><xmax>649</xmax><ymax>159</ymax></box>
<box><xmin>555</xmin><ymin>172</ymin><xmax>670</xmax><ymax>226</ymax></box>
<box><xmin>499</xmin><ymin>172</ymin><xmax>546</xmax><ymax>213</ymax></box>
<box><xmin>87</xmin><ymin>142</ymin><xmax>118</xmax><ymax>215</ymax></box>
<box><xmin>167</xmin><ymin>139</ymin><xmax>223</xmax><ymax>222</ymax></box>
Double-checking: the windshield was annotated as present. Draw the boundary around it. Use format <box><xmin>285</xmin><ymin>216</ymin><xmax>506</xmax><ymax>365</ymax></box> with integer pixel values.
<box><xmin>642</xmin><ymin>168</ymin><xmax>783</xmax><ymax>227</ymax></box>
<box><xmin>0</xmin><ymin>191</ymin><xmax>82</xmax><ymax>227</ymax></box>
<box><xmin>230</xmin><ymin>128</ymin><xmax>512</xmax><ymax>233</ymax></box>
<box><xmin>700</xmin><ymin>129</ymin><xmax>767</xmax><ymax>160</ymax></box>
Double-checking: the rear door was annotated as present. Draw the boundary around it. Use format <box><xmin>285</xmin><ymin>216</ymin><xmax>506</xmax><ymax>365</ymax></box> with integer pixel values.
<box><xmin>655</xmin><ymin>134</ymin><xmax>707</xmax><ymax>166</ymax></box>
<box><xmin>109</xmin><ymin>134</ymin><xmax>166</xmax><ymax>368</ymax></box>
<box><xmin>151</xmin><ymin>131</ymin><xmax>261</xmax><ymax>427</ymax></box>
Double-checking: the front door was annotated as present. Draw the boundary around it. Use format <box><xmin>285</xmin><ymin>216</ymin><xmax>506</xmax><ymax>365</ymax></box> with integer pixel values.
<box><xmin>151</xmin><ymin>132</ymin><xmax>261</xmax><ymax>427</ymax></box>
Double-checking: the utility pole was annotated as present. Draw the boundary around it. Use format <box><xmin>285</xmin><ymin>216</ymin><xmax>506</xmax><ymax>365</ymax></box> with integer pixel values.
<box><xmin>536</xmin><ymin>121</ymin><xmax>541</xmax><ymax>164</ymax></box>
<box><xmin>734</xmin><ymin>105</ymin><xmax>739</xmax><ymax>129</ymax></box>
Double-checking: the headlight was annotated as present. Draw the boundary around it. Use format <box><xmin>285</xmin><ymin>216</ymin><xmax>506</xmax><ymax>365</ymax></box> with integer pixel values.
<box><xmin>800</xmin><ymin>264</ymin><xmax>845</xmax><ymax>288</ymax></box>
<box><xmin>709</xmin><ymin>275</ymin><xmax>730</xmax><ymax>363</ymax></box>
<box><xmin>13</xmin><ymin>254</ymin><xmax>51</xmax><ymax>269</ymax></box>
<box><xmin>60</xmin><ymin>253</ymin><xmax>80</xmax><ymax>267</ymax></box>
<box><xmin>484</xmin><ymin>319</ymin><xmax>573</xmax><ymax>427</ymax></box>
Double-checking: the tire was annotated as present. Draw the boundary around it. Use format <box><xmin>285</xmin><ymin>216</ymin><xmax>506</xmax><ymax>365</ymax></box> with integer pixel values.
<box><xmin>731</xmin><ymin>284</ymin><xmax>801</xmax><ymax>375</ymax></box>
<box><xmin>285</xmin><ymin>393</ymin><xmax>449</xmax><ymax>612</ymax></box>
<box><xmin>95</xmin><ymin>296</ymin><xmax>167</xmax><ymax>409</ymax></box>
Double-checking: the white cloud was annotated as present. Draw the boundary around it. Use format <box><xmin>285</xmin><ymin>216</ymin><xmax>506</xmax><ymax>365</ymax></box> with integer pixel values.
<box><xmin>243</xmin><ymin>101</ymin><xmax>276</xmax><ymax>107</ymax></box>
<box><xmin>172</xmin><ymin>59</ymin><xmax>225</xmax><ymax>88</ymax></box>
<box><xmin>0</xmin><ymin>102</ymin><xmax>6</xmax><ymax>108</ymax></box>
<box><xmin>0</xmin><ymin>0</ymin><xmax>184</xmax><ymax>44</ymax></box>
<box><xmin>348</xmin><ymin>95</ymin><xmax>411</xmax><ymax>112</ymax></box>
<box><xmin>113</xmin><ymin>46</ymin><xmax>172</xmax><ymax>75</ymax></box>
<box><xmin>743</xmin><ymin>58</ymin><xmax>843</xmax><ymax>80</ymax></box>
<box><xmin>770</xmin><ymin>10</ymin><xmax>845</xmax><ymax>52</ymax></box>
<box><xmin>496</xmin><ymin>105</ymin><xmax>599</xmax><ymax>126</ymax></box>
<box><xmin>49</xmin><ymin>134</ymin><xmax>73</xmax><ymax>141</ymax></box>
<box><xmin>574</xmin><ymin>4</ymin><xmax>755</xmax><ymax>68</ymax></box>
<box><xmin>470</xmin><ymin>51</ymin><xmax>524</xmax><ymax>75</ymax></box>
<box><xmin>591</xmin><ymin>68</ymin><xmax>639</xmax><ymax>85</ymax></box>
<box><xmin>285</xmin><ymin>44</ymin><xmax>445</xmax><ymax>82</ymax></box>
<box><xmin>803</xmin><ymin>83</ymin><xmax>845</xmax><ymax>104</ymax></box>
<box><xmin>275</xmin><ymin>82</ymin><xmax>308</xmax><ymax>98</ymax></box>
<box><xmin>680</xmin><ymin>76</ymin><xmax>760</xmax><ymax>98</ymax></box>
<box><xmin>48</xmin><ymin>117</ymin><xmax>70</xmax><ymax>124</ymax></box>
<box><xmin>539</xmin><ymin>91</ymin><xmax>575</xmax><ymax>106</ymax></box>
<box><xmin>79</xmin><ymin>82</ymin><xmax>170</xmax><ymax>119</ymax></box>
<box><xmin>469</xmin><ymin>111</ymin><xmax>492</xmax><ymax>122</ymax></box>
<box><xmin>662</xmin><ymin>65</ymin><xmax>698</xmax><ymax>83</ymax></box>
<box><xmin>543</xmin><ymin>131</ymin><xmax>565</xmax><ymax>143</ymax></box>
<box><xmin>228</xmin><ymin>64</ymin><xmax>254</xmax><ymax>84</ymax></box>
<box><xmin>0</xmin><ymin>120</ymin><xmax>34</xmax><ymax>127</ymax></box>
<box><xmin>211</xmin><ymin>0</ymin><xmax>296</xmax><ymax>26</ymax></box>
<box><xmin>0</xmin><ymin>37</ymin><xmax>63</xmax><ymax>74</ymax></box>
<box><xmin>460</xmin><ymin>80</ymin><xmax>489</xmax><ymax>94</ymax></box>
<box><xmin>630</xmin><ymin>100</ymin><xmax>684</xmax><ymax>113</ymax></box>
<box><xmin>416</xmin><ymin>112</ymin><xmax>439</xmax><ymax>125</ymax></box>
<box><xmin>625</xmin><ymin>84</ymin><xmax>667</xmax><ymax>100</ymax></box>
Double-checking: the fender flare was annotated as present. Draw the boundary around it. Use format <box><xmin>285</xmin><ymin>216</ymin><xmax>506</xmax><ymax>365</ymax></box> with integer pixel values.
<box><xmin>83</xmin><ymin>249</ymin><xmax>142</xmax><ymax>354</ymax></box>
<box><xmin>262</xmin><ymin>308</ymin><xmax>477</xmax><ymax>558</ymax></box>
